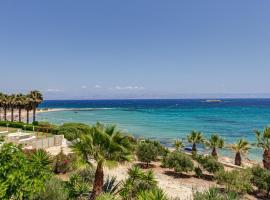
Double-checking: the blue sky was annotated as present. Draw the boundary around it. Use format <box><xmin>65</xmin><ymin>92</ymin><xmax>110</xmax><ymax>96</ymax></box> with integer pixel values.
<box><xmin>0</xmin><ymin>1</ymin><xmax>270</xmax><ymax>99</ymax></box>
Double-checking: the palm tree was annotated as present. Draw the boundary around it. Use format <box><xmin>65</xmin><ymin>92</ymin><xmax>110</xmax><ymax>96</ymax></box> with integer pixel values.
<box><xmin>255</xmin><ymin>127</ymin><xmax>270</xmax><ymax>170</ymax></box>
<box><xmin>187</xmin><ymin>131</ymin><xmax>204</xmax><ymax>153</ymax></box>
<box><xmin>23</xmin><ymin>96</ymin><xmax>32</xmax><ymax>124</ymax></box>
<box><xmin>0</xmin><ymin>93</ymin><xmax>3</xmax><ymax>121</ymax></box>
<box><xmin>230</xmin><ymin>139</ymin><xmax>250</xmax><ymax>166</ymax></box>
<box><xmin>1</xmin><ymin>94</ymin><xmax>10</xmax><ymax>121</ymax></box>
<box><xmin>72</xmin><ymin>123</ymin><xmax>135</xmax><ymax>200</ymax></box>
<box><xmin>10</xmin><ymin>94</ymin><xmax>16</xmax><ymax>122</ymax></box>
<box><xmin>28</xmin><ymin>90</ymin><xmax>43</xmax><ymax>123</ymax></box>
<box><xmin>173</xmin><ymin>139</ymin><xmax>184</xmax><ymax>151</ymax></box>
<box><xmin>205</xmin><ymin>134</ymin><xmax>224</xmax><ymax>158</ymax></box>
<box><xmin>14</xmin><ymin>94</ymin><xmax>25</xmax><ymax>122</ymax></box>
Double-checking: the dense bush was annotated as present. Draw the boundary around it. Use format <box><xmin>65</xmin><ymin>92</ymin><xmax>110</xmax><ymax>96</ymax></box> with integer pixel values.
<box><xmin>137</xmin><ymin>142</ymin><xmax>159</xmax><ymax>167</ymax></box>
<box><xmin>0</xmin><ymin>121</ymin><xmax>59</xmax><ymax>134</ymax></box>
<box><xmin>33</xmin><ymin>177</ymin><xmax>69</xmax><ymax>200</ymax></box>
<box><xmin>0</xmin><ymin>143</ymin><xmax>52</xmax><ymax>199</ymax></box>
<box><xmin>250</xmin><ymin>165</ymin><xmax>270</xmax><ymax>196</ymax></box>
<box><xmin>144</xmin><ymin>139</ymin><xmax>169</xmax><ymax>157</ymax></box>
<box><xmin>57</xmin><ymin>123</ymin><xmax>91</xmax><ymax>141</ymax></box>
<box><xmin>96</xmin><ymin>193</ymin><xmax>119</xmax><ymax>200</ymax></box>
<box><xmin>193</xmin><ymin>187</ymin><xmax>239</xmax><ymax>200</ymax></box>
<box><xmin>162</xmin><ymin>151</ymin><xmax>194</xmax><ymax>174</ymax></box>
<box><xmin>215</xmin><ymin>169</ymin><xmax>253</xmax><ymax>194</ymax></box>
<box><xmin>195</xmin><ymin>155</ymin><xmax>224</xmax><ymax>174</ymax></box>
<box><xmin>52</xmin><ymin>149</ymin><xmax>76</xmax><ymax>174</ymax></box>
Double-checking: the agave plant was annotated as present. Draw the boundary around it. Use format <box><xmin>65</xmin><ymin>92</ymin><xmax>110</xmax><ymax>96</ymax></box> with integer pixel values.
<box><xmin>102</xmin><ymin>176</ymin><xmax>120</xmax><ymax>194</ymax></box>
<box><xmin>136</xmin><ymin>188</ymin><xmax>168</xmax><ymax>200</ymax></box>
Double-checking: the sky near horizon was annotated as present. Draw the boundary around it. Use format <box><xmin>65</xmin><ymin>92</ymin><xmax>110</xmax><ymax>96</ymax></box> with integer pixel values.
<box><xmin>0</xmin><ymin>1</ymin><xmax>270</xmax><ymax>99</ymax></box>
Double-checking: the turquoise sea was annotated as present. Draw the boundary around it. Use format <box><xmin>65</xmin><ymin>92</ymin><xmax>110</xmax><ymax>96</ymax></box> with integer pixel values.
<box><xmin>37</xmin><ymin>99</ymin><xmax>270</xmax><ymax>160</ymax></box>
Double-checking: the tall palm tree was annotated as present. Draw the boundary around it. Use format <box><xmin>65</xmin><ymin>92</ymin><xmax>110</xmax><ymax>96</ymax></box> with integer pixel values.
<box><xmin>10</xmin><ymin>94</ymin><xmax>16</xmax><ymax>122</ymax></box>
<box><xmin>230</xmin><ymin>139</ymin><xmax>250</xmax><ymax>166</ymax></box>
<box><xmin>72</xmin><ymin>123</ymin><xmax>135</xmax><ymax>200</ymax></box>
<box><xmin>28</xmin><ymin>90</ymin><xmax>43</xmax><ymax>123</ymax></box>
<box><xmin>173</xmin><ymin>139</ymin><xmax>184</xmax><ymax>151</ymax></box>
<box><xmin>0</xmin><ymin>93</ymin><xmax>3</xmax><ymax>121</ymax></box>
<box><xmin>23</xmin><ymin>96</ymin><xmax>32</xmax><ymax>124</ymax></box>
<box><xmin>14</xmin><ymin>94</ymin><xmax>25</xmax><ymax>122</ymax></box>
<box><xmin>1</xmin><ymin>94</ymin><xmax>10</xmax><ymax>121</ymax></box>
<box><xmin>255</xmin><ymin>127</ymin><xmax>270</xmax><ymax>170</ymax></box>
<box><xmin>205</xmin><ymin>134</ymin><xmax>225</xmax><ymax>158</ymax></box>
<box><xmin>187</xmin><ymin>131</ymin><xmax>204</xmax><ymax>153</ymax></box>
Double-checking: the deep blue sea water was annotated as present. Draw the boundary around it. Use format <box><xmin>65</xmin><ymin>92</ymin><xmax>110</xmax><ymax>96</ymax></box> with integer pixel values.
<box><xmin>37</xmin><ymin>99</ymin><xmax>270</xmax><ymax>160</ymax></box>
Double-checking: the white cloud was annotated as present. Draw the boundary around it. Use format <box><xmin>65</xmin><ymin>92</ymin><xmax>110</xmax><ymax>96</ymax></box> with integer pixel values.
<box><xmin>94</xmin><ymin>85</ymin><xmax>102</xmax><ymax>88</ymax></box>
<box><xmin>114</xmin><ymin>86</ymin><xmax>145</xmax><ymax>90</ymax></box>
<box><xmin>81</xmin><ymin>85</ymin><xmax>87</xmax><ymax>89</ymax></box>
<box><xmin>45</xmin><ymin>88</ymin><xmax>63</xmax><ymax>92</ymax></box>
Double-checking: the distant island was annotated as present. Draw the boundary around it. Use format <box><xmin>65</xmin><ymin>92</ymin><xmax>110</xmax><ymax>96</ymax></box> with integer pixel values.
<box><xmin>204</xmin><ymin>99</ymin><xmax>223</xmax><ymax>103</ymax></box>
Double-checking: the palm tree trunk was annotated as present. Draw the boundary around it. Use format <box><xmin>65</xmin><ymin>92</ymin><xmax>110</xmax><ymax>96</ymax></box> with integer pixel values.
<box><xmin>18</xmin><ymin>108</ymin><xmax>21</xmax><ymax>122</ymax></box>
<box><xmin>4</xmin><ymin>108</ymin><xmax>7</xmax><ymax>121</ymax></box>
<box><xmin>263</xmin><ymin>149</ymin><xmax>270</xmax><ymax>170</ymax></box>
<box><xmin>33</xmin><ymin>106</ymin><xmax>36</xmax><ymax>123</ymax></box>
<box><xmin>235</xmin><ymin>152</ymin><xmax>241</xmax><ymax>166</ymax></box>
<box><xmin>11</xmin><ymin>108</ymin><xmax>14</xmax><ymax>122</ymax></box>
<box><xmin>192</xmin><ymin>143</ymin><xmax>197</xmax><ymax>153</ymax></box>
<box><xmin>26</xmin><ymin>109</ymin><xmax>29</xmax><ymax>124</ymax></box>
<box><xmin>212</xmin><ymin>147</ymin><xmax>218</xmax><ymax>158</ymax></box>
<box><xmin>90</xmin><ymin>161</ymin><xmax>104</xmax><ymax>200</ymax></box>
<box><xmin>0</xmin><ymin>109</ymin><xmax>1</xmax><ymax>121</ymax></box>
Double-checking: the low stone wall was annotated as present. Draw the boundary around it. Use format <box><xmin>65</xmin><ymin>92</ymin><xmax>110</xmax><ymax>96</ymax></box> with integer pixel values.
<box><xmin>32</xmin><ymin>135</ymin><xmax>64</xmax><ymax>149</ymax></box>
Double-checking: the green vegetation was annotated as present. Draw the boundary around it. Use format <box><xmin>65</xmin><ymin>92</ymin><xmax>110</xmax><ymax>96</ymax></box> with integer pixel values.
<box><xmin>250</xmin><ymin>165</ymin><xmax>270</xmax><ymax>196</ymax></box>
<box><xmin>119</xmin><ymin>165</ymin><xmax>158</xmax><ymax>199</ymax></box>
<box><xmin>0</xmin><ymin>143</ymin><xmax>52</xmax><ymax>199</ymax></box>
<box><xmin>215</xmin><ymin>169</ymin><xmax>253</xmax><ymax>194</ymax></box>
<box><xmin>194</xmin><ymin>187</ymin><xmax>239</xmax><ymax>200</ymax></box>
<box><xmin>72</xmin><ymin>122</ymin><xmax>135</xmax><ymax>199</ymax></box>
<box><xmin>58</xmin><ymin>122</ymin><xmax>92</xmax><ymax>141</ymax></box>
<box><xmin>205</xmin><ymin>134</ymin><xmax>224</xmax><ymax>158</ymax></box>
<box><xmin>255</xmin><ymin>127</ymin><xmax>270</xmax><ymax>170</ymax></box>
<box><xmin>187</xmin><ymin>130</ymin><xmax>204</xmax><ymax>153</ymax></box>
<box><xmin>172</xmin><ymin>139</ymin><xmax>184</xmax><ymax>151</ymax></box>
<box><xmin>194</xmin><ymin>155</ymin><xmax>224</xmax><ymax>174</ymax></box>
<box><xmin>0</xmin><ymin>91</ymin><xmax>43</xmax><ymax>124</ymax></box>
<box><xmin>136</xmin><ymin>141</ymin><xmax>158</xmax><ymax>167</ymax></box>
<box><xmin>162</xmin><ymin>151</ymin><xmax>194</xmax><ymax>174</ymax></box>
<box><xmin>230</xmin><ymin>139</ymin><xmax>250</xmax><ymax>166</ymax></box>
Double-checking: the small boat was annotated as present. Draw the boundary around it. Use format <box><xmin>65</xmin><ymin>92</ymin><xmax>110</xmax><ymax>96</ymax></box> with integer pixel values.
<box><xmin>204</xmin><ymin>99</ymin><xmax>222</xmax><ymax>103</ymax></box>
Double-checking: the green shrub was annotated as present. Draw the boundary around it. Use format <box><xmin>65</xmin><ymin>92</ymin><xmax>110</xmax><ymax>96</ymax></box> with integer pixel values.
<box><xmin>250</xmin><ymin>165</ymin><xmax>270</xmax><ymax>196</ymax></box>
<box><xmin>193</xmin><ymin>187</ymin><xmax>239</xmax><ymax>200</ymax></box>
<box><xmin>57</xmin><ymin>123</ymin><xmax>91</xmax><ymax>141</ymax></box>
<box><xmin>33</xmin><ymin>177</ymin><xmax>69</xmax><ymax>200</ymax></box>
<box><xmin>144</xmin><ymin>139</ymin><xmax>169</xmax><ymax>157</ymax></box>
<box><xmin>215</xmin><ymin>169</ymin><xmax>253</xmax><ymax>194</ymax></box>
<box><xmin>137</xmin><ymin>142</ymin><xmax>159</xmax><ymax>167</ymax></box>
<box><xmin>195</xmin><ymin>155</ymin><xmax>224</xmax><ymax>174</ymax></box>
<box><xmin>162</xmin><ymin>151</ymin><xmax>194</xmax><ymax>174</ymax></box>
<box><xmin>52</xmin><ymin>149</ymin><xmax>76</xmax><ymax>174</ymax></box>
<box><xmin>32</xmin><ymin>121</ymin><xmax>39</xmax><ymax>126</ymax></box>
<box><xmin>195</xmin><ymin>166</ymin><xmax>203</xmax><ymax>178</ymax></box>
<box><xmin>136</xmin><ymin>188</ymin><xmax>168</xmax><ymax>200</ymax></box>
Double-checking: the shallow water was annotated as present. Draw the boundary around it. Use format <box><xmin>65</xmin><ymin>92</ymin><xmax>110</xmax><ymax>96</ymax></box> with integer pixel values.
<box><xmin>37</xmin><ymin>99</ymin><xmax>270</xmax><ymax>160</ymax></box>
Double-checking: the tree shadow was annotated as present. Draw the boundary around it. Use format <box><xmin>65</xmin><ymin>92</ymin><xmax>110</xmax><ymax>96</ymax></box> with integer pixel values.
<box><xmin>163</xmin><ymin>170</ymin><xmax>192</xmax><ymax>179</ymax></box>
